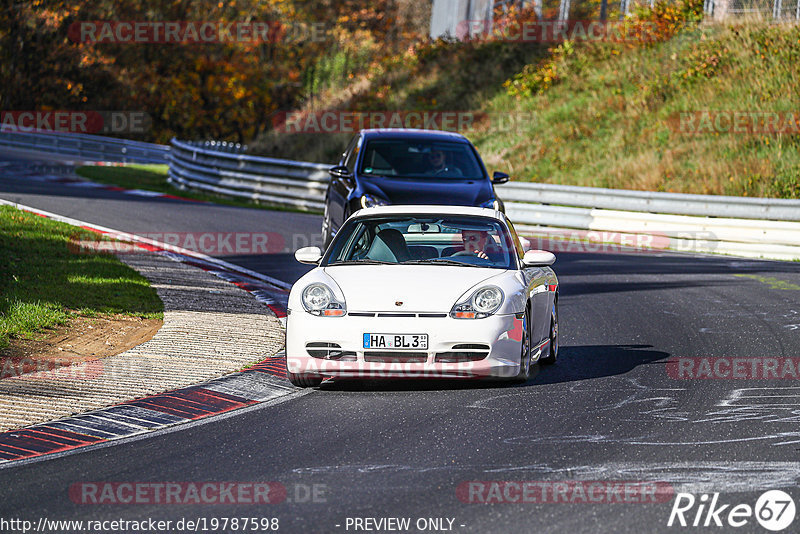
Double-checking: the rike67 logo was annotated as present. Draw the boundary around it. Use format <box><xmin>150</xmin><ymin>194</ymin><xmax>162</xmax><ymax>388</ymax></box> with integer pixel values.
<box><xmin>668</xmin><ymin>490</ymin><xmax>795</xmax><ymax>531</ymax></box>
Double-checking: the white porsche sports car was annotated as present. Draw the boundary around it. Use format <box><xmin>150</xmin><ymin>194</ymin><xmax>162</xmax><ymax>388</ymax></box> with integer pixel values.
<box><xmin>285</xmin><ymin>205</ymin><xmax>559</xmax><ymax>387</ymax></box>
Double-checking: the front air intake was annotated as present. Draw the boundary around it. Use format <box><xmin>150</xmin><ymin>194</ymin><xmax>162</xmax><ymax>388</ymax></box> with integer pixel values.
<box><xmin>435</xmin><ymin>343</ymin><xmax>490</xmax><ymax>363</ymax></box>
<box><xmin>364</xmin><ymin>352</ymin><xmax>427</xmax><ymax>363</ymax></box>
<box><xmin>306</xmin><ymin>342</ymin><xmax>357</xmax><ymax>361</ymax></box>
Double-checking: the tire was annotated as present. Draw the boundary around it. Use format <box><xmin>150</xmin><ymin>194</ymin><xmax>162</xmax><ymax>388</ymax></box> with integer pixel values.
<box><xmin>287</xmin><ymin>370</ymin><xmax>323</xmax><ymax>388</ymax></box>
<box><xmin>512</xmin><ymin>307</ymin><xmax>531</xmax><ymax>383</ymax></box>
<box><xmin>541</xmin><ymin>301</ymin><xmax>559</xmax><ymax>365</ymax></box>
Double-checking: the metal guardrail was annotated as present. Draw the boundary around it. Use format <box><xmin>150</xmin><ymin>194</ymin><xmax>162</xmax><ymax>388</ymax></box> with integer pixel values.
<box><xmin>168</xmin><ymin>138</ymin><xmax>328</xmax><ymax>211</ymax></box>
<box><xmin>2</xmin><ymin>130</ymin><xmax>796</xmax><ymax>260</ymax></box>
<box><xmin>497</xmin><ymin>182</ymin><xmax>800</xmax><ymax>222</ymax></box>
<box><xmin>167</xmin><ymin>137</ymin><xmax>800</xmax><ymax>260</ymax></box>
<box><xmin>499</xmin><ymin>184</ymin><xmax>800</xmax><ymax>260</ymax></box>
<box><xmin>187</xmin><ymin>138</ymin><xmax>800</xmax><ymax>259</ymax></box>
<box><xmin>0</xmin><ymin>129</ymin><xmax>169</xmax><ymax>164</ymax></box>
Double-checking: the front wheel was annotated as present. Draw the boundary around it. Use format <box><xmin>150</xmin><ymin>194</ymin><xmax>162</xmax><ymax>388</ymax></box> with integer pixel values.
<box><xmin>512</xmin><ymin>308</ymin><xmax>531</xmax><ymax>383</ymax></box>
<box><xmin>287</xmin><ymin>370</ymin><xmax>323</xmax><ymax>388</ymax></box>
<box><xmin>541</xmin><ymin>301</ymin><xmax>558</xmax><ymax>365</ymax></box>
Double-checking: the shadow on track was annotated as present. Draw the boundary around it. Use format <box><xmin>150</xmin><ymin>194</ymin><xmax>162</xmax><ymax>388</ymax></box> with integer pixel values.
<box><xmin>531</xmin><ymin>344</ymin><xmax>670</xmax><ymax>385</ymax></box>
<box><xmin>316</xmin><ymin>344</ymin><xmax>669</xmax><ymax>392</ymax></box>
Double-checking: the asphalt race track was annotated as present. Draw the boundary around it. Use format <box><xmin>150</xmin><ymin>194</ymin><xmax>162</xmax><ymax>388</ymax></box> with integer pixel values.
<box><xmin>1</xmin><ymin>150</ymin><xmax>799</xmax><ymax>533</ymax></box>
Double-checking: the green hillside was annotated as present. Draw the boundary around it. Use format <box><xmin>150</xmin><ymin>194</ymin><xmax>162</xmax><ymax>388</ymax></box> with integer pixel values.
<box><xmin>253</xmin><ymin>1</ymin><xmax>800</xmax><ymax>198</ymax></box>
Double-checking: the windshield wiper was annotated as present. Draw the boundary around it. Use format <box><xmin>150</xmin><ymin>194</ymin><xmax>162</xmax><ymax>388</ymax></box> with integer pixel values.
<box><xmin>330</xmin><ymin>259</ymin><xmax>397</xmax><ymax>266</ymax></box>
<box><xmin>403</xmin><ymin>259</ymin><xmax>486</xmax><ymax>267</ymax></box>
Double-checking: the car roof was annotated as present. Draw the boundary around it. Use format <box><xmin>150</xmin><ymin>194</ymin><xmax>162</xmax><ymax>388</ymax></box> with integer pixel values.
<box><xmin>360</xmin><ymin>128</ymin><xmax>469</xmax><ymax>143</ymax></box>
<box><xmin>352</xmin><ymin>205</ymin><xmax>504</xmax><ymax>220</ymax></box>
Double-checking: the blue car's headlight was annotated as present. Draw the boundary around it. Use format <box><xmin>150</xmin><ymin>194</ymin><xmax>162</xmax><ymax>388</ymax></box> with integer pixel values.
<box><xmin>480</xmin><ymin>199</ymin><xmax>500</xmax><ymax>210</ymax></box>
<box><xmin>360</xmin><ymin>194</ymin><xmax>390</xmax><ymax>209</ymax></box>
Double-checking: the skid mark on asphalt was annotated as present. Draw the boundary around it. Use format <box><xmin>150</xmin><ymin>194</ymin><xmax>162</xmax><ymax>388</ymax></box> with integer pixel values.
<box><xmin>290</xmin><ymin>461</ymin><xmax>800</xmax><ymax>493</ymax></box>
<box><xmin>503</xmin><ymin>432</ymin><xmax>800</xmax><ymax>447</ymax></box>
<box><xmin>635</xmin><ymin>387</ymin><xmax>800</xmax><ymax>425</ymax></box>
<box><xmin>552</xmin><ymin>378</ymin><xmax>800</xmax><ymax>428</ymax></box>
<box><xmin>485</xmin><ymin>379</ymin><xmax>800</xmax><ymax>444</ymax></box>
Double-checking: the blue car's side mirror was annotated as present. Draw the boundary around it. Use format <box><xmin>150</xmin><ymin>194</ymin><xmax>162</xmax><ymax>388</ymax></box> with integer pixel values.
<box><xmin>329</xmin><ymin>166</ymin><xmax>351</xmax><ymax>179</ymax></box>
<box><xmin>492</xmin><ymin>171</ymin><xmax>510</xmax><ymax>184</ymax></box>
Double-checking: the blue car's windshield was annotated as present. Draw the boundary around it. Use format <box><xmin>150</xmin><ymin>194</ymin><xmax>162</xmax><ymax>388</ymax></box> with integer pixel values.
<box><xmin>324</xmin><ymin>216</ymin><xmax>517</xmax><ymax>270</ymax></box>
<box><xmin>359</xmin><ymin>140</ymin><xmax>484</xmax><ymax>179</ymax></box>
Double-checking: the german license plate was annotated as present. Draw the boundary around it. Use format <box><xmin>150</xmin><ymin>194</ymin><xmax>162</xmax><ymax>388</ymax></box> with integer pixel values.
<box><xmin>363</xmin><ymin>333</ymin><xmax>428</xmax><ymax>350</ymax></box>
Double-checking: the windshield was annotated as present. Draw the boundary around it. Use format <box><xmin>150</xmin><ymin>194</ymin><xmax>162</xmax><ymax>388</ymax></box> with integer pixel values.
<box><xmin>324</xmin><ymin>215</ymin><xmax>516</xmax><ymax>269</ymax></box>
<box><xmin>358</xmin><ymin>139</ymin><xmax>484</xmax><ymax>179</ymax></box>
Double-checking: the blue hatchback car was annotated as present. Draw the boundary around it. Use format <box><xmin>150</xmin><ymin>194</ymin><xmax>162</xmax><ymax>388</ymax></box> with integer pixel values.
<box><xmin>322</xmin><ymin>128</ymin><xmax>510</xmax><ymax>246</ymax></box>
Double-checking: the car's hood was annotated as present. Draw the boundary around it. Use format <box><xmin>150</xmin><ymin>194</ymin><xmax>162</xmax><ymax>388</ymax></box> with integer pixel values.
<box><xmin>360</xmin><ymin>175</ymin><xmax>493</xmax><ymax>206</ymax></box>
<box><xmin>324</xmin><ymin>265</ymin><xmax>505</xmax><ymax>313</ymax></box>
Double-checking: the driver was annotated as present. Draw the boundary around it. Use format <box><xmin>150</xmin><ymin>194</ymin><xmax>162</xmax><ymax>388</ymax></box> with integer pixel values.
<box><xmin>427</xmin><ymin>149</ymin><xmax>463</xmax><ymax>177</ymax></box>
<box><xmin>460</xmin><ymin>230</ymin><xmax>499</xmax><ymax>260</ymax></box>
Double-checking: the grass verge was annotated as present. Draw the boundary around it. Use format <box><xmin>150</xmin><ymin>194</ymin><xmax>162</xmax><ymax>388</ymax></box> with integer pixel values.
<box><xmin>0</xmin><ymin>205</ymin><xmax>163</xmax><ymax>350</ymax></box>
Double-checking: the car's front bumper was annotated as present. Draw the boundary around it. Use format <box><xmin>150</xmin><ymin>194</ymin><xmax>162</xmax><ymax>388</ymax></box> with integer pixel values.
<box><xmin>285</xmin><ymin>311</ymin><xmax>525</xmax><ymax>379</ymax></box>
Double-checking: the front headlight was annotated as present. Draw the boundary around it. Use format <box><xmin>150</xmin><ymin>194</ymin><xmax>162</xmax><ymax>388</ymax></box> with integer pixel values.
<box><xmin>301</xmin><ymin>283</ymin><xmax>346</xmax><ymax>316</ymax></box>
<box><xmin>450</xmin><ymin>286</ymin><xmax>504</xmax><ymax>319</ymax></box>
<box><xmin>473</xmin><ymin>286</ymin><xmax>503</xmax><ymax>313</ymax></box>
<box><xmin>360</xmin><ymin>194</ymin><xmax>390</xmax><ymax>209</ymax></box>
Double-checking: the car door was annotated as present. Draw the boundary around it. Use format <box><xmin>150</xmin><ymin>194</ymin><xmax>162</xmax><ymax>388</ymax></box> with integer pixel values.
<box><xmin>508</xmin><ymin>220</ymin><xmax>550</xmax><ymax>346</ymax></box>
<box><xmin>329</xmin><ymin>134</ymin><xmax>360</xmax><ymax>234</ymax></box>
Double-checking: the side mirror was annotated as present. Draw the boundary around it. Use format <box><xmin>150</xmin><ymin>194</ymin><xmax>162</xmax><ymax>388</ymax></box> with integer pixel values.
<box><xmin>492</xmin><ymin>171</ymin><xmax>510</xmax><ymax>184</ymax></box>
<box><xmin>295</xmin><ymin>246</ymin><xmax>323</xmax><ymax>265</ymax></box>
<box><xmin>522</xmin><ymin>250</ymin><xmax>556</xmax><ymax>267</ymax></box>
<box><xmin>329</xmin><ymin>165</ymin><xmax>351</xmax><ymax>179</ymax></box>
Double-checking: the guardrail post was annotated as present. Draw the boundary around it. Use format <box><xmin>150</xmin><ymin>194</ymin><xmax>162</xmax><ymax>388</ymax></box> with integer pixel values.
<box><xmin>774</xmin><ymin>0</ymin><xmax>783</xmax><ymax>19</ymax></box>
<box><xmin>796</xmin><ymin>0</ymin><xmax>799</xmax><ymax>19</ymax></box>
